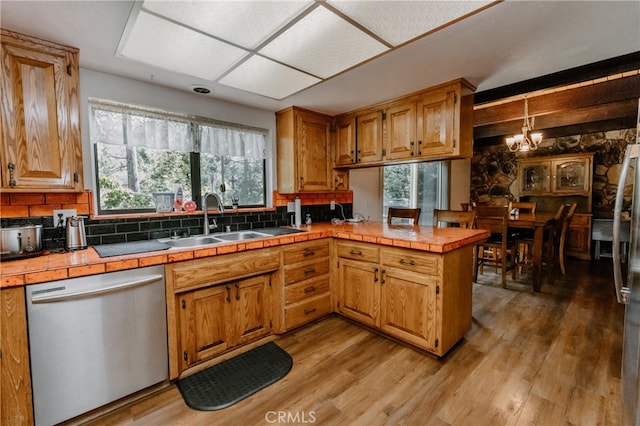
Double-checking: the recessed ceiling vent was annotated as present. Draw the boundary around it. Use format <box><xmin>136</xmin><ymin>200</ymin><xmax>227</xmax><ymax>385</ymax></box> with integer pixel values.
<box><xmin>192</xmin><ymin>86</ymin><xmax>211</xmax><ymax>94</ymax></box>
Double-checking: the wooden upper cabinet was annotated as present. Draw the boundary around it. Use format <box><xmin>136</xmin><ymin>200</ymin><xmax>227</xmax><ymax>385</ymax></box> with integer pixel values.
<box><xmin>330</xmin><ymin>78</ymin><xmax>475</xmax><ymax>169</ymax></box>
<box><xmin>385</xmin><ymin>100</ymin><xmax>416</xmax><ymax>161</ymax></box>
<box><xmin>518</xmin><ymin>153</ymin><xmax>593</xmax><ymax>198</ymax></box>
<box><xmin>416</xmin><ymin>87</ymin><xmax>455</xmax><ymax>157</ymax></box>
<box><xmin>1</xmin><ymin>29</ymin><xmax>83</xmax><ymax>192</ymax></box>
<box><xmin>355</xmin><ymin>110</ymin><xmax>384</xmax><ymax>164</ymax></box>
<box><xmin>334</xmin><ymin>114</ymin><xmax>356</xmax><ymax>167</ymax></box>
<box><xmin>276</xmin><ymin>107</ymin><xmax>332</xmax><ymax>193</ymax></box>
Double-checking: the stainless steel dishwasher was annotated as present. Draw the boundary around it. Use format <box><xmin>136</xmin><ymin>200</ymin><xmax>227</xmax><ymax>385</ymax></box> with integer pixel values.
<box><xmin>26</xmin><ymin>265</ymin><xmax>169</xmax><ymax>425</ymax></box>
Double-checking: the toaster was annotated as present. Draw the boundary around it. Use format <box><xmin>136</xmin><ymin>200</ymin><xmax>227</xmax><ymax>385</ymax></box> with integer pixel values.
<box><xmin>0</xmin><ymin>225</ymin><xmax>44</xmax><ymax>261</ymax></box>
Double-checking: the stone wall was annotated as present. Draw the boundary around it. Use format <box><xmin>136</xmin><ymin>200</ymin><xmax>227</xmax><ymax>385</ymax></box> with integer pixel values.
<box><xmin>471</xmin><ymin>128</ymin><xmax>637</xmax><ymax>218</ymax></box>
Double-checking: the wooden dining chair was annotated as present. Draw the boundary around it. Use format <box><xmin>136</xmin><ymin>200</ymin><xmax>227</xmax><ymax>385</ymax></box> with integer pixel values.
<box><xmin>508</xmin><ymin>201</ymin><xmax>537</xmax><ymax>270</ymax></box>
<box><xmin>433</xmin><ymin>209</ymin><xmax>476</xmax><ymax>229</ymax></box>
<box><xmin>557</xmin><ymin>203</ymin><xmax>578</xmax><ymax>276</ymax></box>
<box><xmin>387</xmin><ymin>207</ymin><xmax>421</xmax><ymax>225</ymax></box>
<box><xmin>474</xmin><ymin>205</ymin><xmax>516</xmax><ymax>288</ymax></box>
<box><xmin>508</xmin><ymin>201</ymin><xmax>537</xmax><ymax>215</ymax></box>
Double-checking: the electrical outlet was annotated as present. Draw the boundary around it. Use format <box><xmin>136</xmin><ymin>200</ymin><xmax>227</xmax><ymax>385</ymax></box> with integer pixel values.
<box><xmin>287</xmin><ymin>201</ymin><xmax>295</xmax><ymax>213</ymax></box>
<box><xmin>53</xmin><ymin>209</ymin><xmax>77</xmax><ymax>227</ymax></box>
<box><xmin>330</xmin><ymin>200</ymin><xmax>335</xmax><ymax>210</ymax></box>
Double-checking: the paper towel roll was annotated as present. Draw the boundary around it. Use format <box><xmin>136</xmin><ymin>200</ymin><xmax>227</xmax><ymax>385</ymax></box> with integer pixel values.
<box><xmin>294</xmin><ymin>197</ymin><xmax>302</xmax><ymax>227</ymax></box>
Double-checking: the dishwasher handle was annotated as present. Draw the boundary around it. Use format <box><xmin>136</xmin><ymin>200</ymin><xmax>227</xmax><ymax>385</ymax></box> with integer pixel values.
<box><xmin>31</xmin><ymin>274</ymin><xmax>164</xmax><ymax>303</ymax></box>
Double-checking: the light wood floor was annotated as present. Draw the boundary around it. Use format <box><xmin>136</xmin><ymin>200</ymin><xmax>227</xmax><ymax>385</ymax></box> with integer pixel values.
<box><xmin>89</xmin><ymin>258</ymin><xmax>624</xmax><ymax>426</ymax></box>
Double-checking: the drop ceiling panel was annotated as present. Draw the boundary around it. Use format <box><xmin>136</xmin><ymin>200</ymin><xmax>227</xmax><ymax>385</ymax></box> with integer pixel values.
<box><xmin>142</xmin><ymin>0</ymin><xmax>314</xmax><ymax>49</ymax></box>
<box><xmin>119</xmin><ymin>10</ymin><xmax>249</xmax><ymax>80</ymax></box>
<box><xmin>328</xmin><ymin>0</ymin><xmax>494</xmax><ymax>46</ymax></box>
<box><xmin>219</xmin><ymin>55</ymin><xmax>321</xmax><ymax>100</ymax></box>
<box><xmin>259</xmin><ymin>6</ymin><xmax>388</xmax><ymax>79</ymax></box>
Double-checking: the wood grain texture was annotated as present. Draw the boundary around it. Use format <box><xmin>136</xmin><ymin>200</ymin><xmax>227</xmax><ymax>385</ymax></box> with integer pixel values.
<box><xmin>0</xmin><ymin>29</ymin><xmax>83</xmax><ymax>192</ymax></box>
<box><xmin>88</xmin><ymin>258</ymin><xmax>623</xmax><ymax>426</ymax></box>
<box><xmin>0</xmin><ymin>287</ymin><xmax>33</xmax><ymax>425</ymax></box>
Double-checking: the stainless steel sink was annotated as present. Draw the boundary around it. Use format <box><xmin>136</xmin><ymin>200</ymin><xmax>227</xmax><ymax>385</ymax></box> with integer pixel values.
<box><xmin>159</xmin><ymin>230</ymin><xmax>271</xmax><ymax>248</ymax></box>
<box><xmin>161</xmin><ymin>236</ymin><xmax>222</xmax><ymax>248</ymax></box>
<box><xmin>214</xmin><ymin>231</ymin><xmax>270</xmax><ymax>241</ymax></box>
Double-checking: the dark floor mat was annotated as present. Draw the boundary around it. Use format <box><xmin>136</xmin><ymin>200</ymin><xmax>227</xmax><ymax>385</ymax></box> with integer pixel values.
<box><xmin>93</xmin><ymin>240</ymin><xmax>170</xmax><ymax>257</ymax></box>
<box><xmin>177</xmin><ymin>342</ymin><xmax>292</xmax><ymax>411</ymax></box>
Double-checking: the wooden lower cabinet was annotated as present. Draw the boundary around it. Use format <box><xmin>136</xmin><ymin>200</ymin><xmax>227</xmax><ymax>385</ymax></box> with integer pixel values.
<box><xmin>380</xmin><ymin>267</ymin><xmax>438</xmax><ymax>351</ymax></box>
<box><xmin>338</xmin><ymin>258</ymin><xmax>380</xmax><ymax>327</ymax></box>
<box><xmin>566</xmin><ymin>213</ymin><xmax>592</xmax><ymax>260</ymax></box>
<box><xmin>1</xmin><ymin>287</ymin><xmax>34</xmax><ymax>425</ymax></box>
<box><xmin>335</xmin><ymin>241</ymin><xmax>473</xmax><ymax>356</ymax></box>
<box><xmin>166</xmin><ymin>250</ymin><xmax>279</xmax><ymax>379</ymax></box>
<box><xmin>277</xmin><ymin>239</ymin><xmax>332</xmax><ymax>332</ymax></box>
<box><xmin>177</xmin><ymin>275</ymin><xmax>271</xmax><ymax>374</ymax></box>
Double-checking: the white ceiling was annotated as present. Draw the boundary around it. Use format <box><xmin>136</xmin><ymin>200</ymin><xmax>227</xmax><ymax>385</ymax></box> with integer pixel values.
<box><xmin>1</xmin><ymin>1</ymin><xmax>639</xmax><ymax>115</ymax></box>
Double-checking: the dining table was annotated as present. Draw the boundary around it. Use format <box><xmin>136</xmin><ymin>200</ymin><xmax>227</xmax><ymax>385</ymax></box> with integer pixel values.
<box><xmin>508</xmin><ymin>211</ymin><xmax>557</xmax><ymax>292</ymax></box>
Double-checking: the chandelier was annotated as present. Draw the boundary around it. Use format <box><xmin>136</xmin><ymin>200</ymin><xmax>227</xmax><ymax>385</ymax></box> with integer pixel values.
<box><xmin>505</xmin><ymin>97</ymin><xmax>543</xmax><ymax>152</ymax></box>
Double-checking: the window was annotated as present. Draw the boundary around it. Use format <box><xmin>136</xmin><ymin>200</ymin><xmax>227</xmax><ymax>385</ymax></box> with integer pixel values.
<box><xmin>382</xmin><ymin>162</ymin><xmax>448</xmax><ymax>225</ymax></box>
<box><xmin>90</xmin><ymin>101</ymin><xmax>270</xmax><ymax>214</ymax></box>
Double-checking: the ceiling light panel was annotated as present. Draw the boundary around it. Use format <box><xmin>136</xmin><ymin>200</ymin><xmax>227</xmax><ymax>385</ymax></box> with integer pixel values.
<box><xmin>328</xmin><ymin>0</ymin><xmax>493</xmax><ymax>46</ymax></box>
<box><xmin>119</xmin><ymin>10</ymin><xmax>248</xmax><ymax>81</ymax></box>
<box><xmin>259</xmin><ymin>6</ymin><xmax>388</xmax><ymax>79</ymax></box>
<box><xmin>219</xmin><ymin>55</ymin><xmax>321</xmax><ymax>100</ymax></box>
<box><xmin>142</xmin><ymin>0</ymin><xmax>314</xmax><ymax>49</ymax></box>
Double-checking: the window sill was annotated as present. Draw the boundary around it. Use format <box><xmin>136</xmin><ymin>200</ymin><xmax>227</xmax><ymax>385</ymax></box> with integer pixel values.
<box><xmin>91</xmin><ymin>206</ymin><xmax>276</xmax><ymax>220</ymax></box>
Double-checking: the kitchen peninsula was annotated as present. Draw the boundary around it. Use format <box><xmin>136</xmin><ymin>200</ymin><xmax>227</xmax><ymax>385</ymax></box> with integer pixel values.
<box><xmin>1</xmin><ymin>222</ymin><xmax>488</xmax><ymax>424</ymax></box>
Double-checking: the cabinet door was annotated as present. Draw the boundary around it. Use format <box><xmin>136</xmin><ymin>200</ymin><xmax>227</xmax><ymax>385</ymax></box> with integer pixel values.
<box><xmin>385</xmin><ymin>100</ymin><xmax>417</xmax><ymax>161</ymax></box>
<box><xmin>334</xmin><ymin>114</ymin><xmax>356</xmax><ymax>166</ymax></box>
<box><xmin>180</xmin><ymin>286</ymin><xmax>233</xmax><ymax>369</ymax></box>
<box><xmin>356</xmin><ymin>110</ymin><xmax>383</xmax><ymax>164</ymax></box>
<box><xmin>1</xmin><ymin>287</ymin><xmax>34</xmax><ymax>425</ymax></box>
<box><xmin>552</xmin><ymin>158</ymin><xmax>591</xmax><ymax>193</ymax></box>
<box><xmin>519</xmin><ymin>162</ymin><xmax>551</xmax><ymax>195</ymax></box>
<box><xmin>1</xmin><ymin>37</ymin><xmax>83</xmax><ymax>191</ymax></box>
<box><xmin>297</xmin><ymin>111</ymin><xmax>332</xmax><ymax>191</ymax></box>
<box><xmin>338</xmin><ymin>258</ymin><xmax>380</xmax><ymax>326</ymax></box>
<box><xmin>380</xmin><ymin>267</ymin><xmax>438</xmax><ymax>350</ymax></box>
<box><xmin>233</xmin><ymin>275</ymin><xmax>271</xmax><ymax>346</ymax></box>
<box><xmin>566</xmin><ymin>214</ymin><xmax>592</xmax><ymax>260</ymax></box>
<box><xmin>416</xmin><ymin>88</ymin><xmax>455</xmax><ymax>156</ymax></box>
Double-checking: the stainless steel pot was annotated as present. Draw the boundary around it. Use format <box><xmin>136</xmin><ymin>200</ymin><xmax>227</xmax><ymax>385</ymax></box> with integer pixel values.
<box><xmin>0</xmin><ymin>225</ymin><xmax>44</xmax><ymax>260</ymax></box>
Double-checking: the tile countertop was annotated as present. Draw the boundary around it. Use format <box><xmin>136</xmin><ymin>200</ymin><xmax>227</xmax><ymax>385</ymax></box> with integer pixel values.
<box><xmin>0</xmin><ymin>222</ymin><xmax>489</xmax><ymax>288</ymax></box>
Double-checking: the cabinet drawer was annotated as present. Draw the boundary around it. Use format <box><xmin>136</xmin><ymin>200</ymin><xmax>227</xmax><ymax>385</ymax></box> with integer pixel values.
<box><xmin>283</xmin><ymin>258</ymin><xmax>329</xmax><ymax>285</ymax></box>
<box><xmin>285</xmin><ymin>276</ymin><xmax>330</xmax><ymax>305</ymax></box>
<box><xmin>282</xmin><ymin>239</ymin><xmax>330</xmax><ymax>265</ymax></box>
<box><xmin>381</xmin><ymin>247</ymin><xmax>439</xmax><ymax>276</ymax></box>
<box><xmin>284</xmin><ymin>294</ymin><xmax>331</xmax><ymax>329</ymax></box>
<box><xmin>337</xmin><ymin>241</ymin><xmax>379</xmax><ymax>263</ymax></box>
<box><xmin>168</xmin><ymin>248</ymin><xmax>280</xmax><ymax>291</ymax></box>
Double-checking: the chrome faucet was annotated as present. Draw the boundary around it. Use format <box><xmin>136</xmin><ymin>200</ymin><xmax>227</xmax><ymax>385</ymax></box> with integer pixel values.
<box><xmin>203</xmin><ymin>193</ymin><xmax>224</xmax><ymax>235</ymax></box>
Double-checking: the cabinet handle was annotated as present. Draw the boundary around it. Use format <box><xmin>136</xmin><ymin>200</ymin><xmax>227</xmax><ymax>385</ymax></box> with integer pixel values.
<box><xmin>303</xmin><ymin>249</ymin><xmax>315</xmax><ymax>257</ymax></box>
<box><xmin>374</xmin><ymin>267</ymin><xmax>379</xmax><ymax>282</ymax></box>
<box><xmin>303</xmin><ymin>267</ymin><xmax>316</xmax><ymax>275</ymax></box>
<box><xmin>418</xmin><ymin>140</ymin><xmax>423</xmax><ymax>145</ymax></box>
<box><xmin>304</xmin><ymin>308</ymin><xmax>317</xmax><ymax>315</ymax></box>
<box><xmin>226</xmin><ymin>285</ymin><xmax>231</xmax><ymax>302</ymax></box>
<box><xmin>7</xmin><ymin>162</ymin><xmax>16</xmax><ymax>187</ymax></box>
<box><xmin>303</xmin><ymin>286</ymin><xmax>316</xmax><ymax>294</ymax></box>
<box><xmin>74</xmin><ymin>171</ymin><xmax>80</xmax><ymax>183</ymax></box>
<box><xmin>399</xmin><ymin>258</ymin><xmax>415</xmax><ymax>266</ymax></box>
<box><xmin>235</xmin><ymin>282</ymin><xmax>240</xmax><ymax>300</ymax></box>
<box><xmin>349</xmin><ymin>249</ymin><xmax>363</xmax><ymax>256</ymax></box>
<box><xmin>381</xmin><ymin>269</ymin><xmax>386</xmax><ymax>284</ymax></box>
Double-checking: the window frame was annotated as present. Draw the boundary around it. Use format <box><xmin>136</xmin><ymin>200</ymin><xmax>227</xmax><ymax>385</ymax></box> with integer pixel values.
<box><xmin>90</xmin><ymin>100</ymin><xmax>270</xmax><ymax>216</ymax></box>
